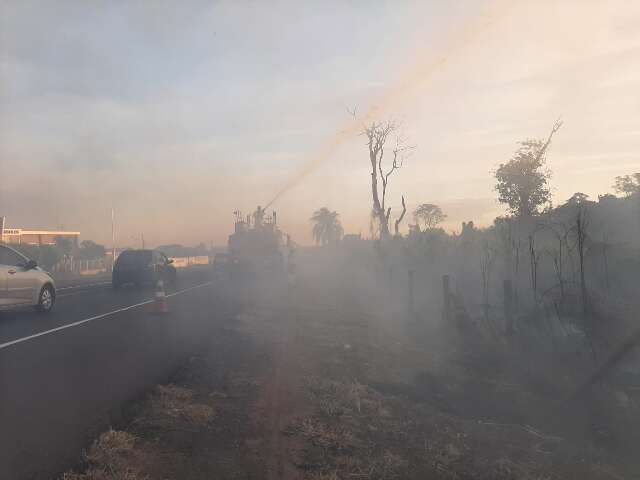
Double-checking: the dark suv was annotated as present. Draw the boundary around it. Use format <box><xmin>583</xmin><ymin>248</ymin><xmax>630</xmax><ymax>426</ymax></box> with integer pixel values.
<box><xmin>112</xmin><ymin>249</ymin><xmax>176</xmax><ymax>289</ymax></box>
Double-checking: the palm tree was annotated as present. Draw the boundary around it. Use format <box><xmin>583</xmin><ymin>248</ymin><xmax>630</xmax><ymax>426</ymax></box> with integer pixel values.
<box><xmin>310</xmin><ymin>208</ymin><xmax>343</xmax><ymax>246</ymax></box>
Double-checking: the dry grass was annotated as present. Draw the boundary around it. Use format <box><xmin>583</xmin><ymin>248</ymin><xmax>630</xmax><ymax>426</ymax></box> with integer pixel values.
<box><xmin>376</xmin><ymin>451</ymin><xmax>409</xmax><ymax>479</ymax></box>
<box><xmin>61</xmin><ymin>384</ymin><xmax>218</xmax><ymax>480</ymax></box>
<box><xmin>296</xmin><ymin>417</ymin><xmax>359</xmax><ymax>452</ymax></box>
<box><xmin>61</xmin><ymin>430</ymin><xmax>145</xmax><ymax>480</ymax></box>
<box><xmin>307</xmin><ymin>472</ymin><xmax>340</xmax><ymax>480</ymax></box>
<box><xmin>303</xmin><ymin>376</ymin><xmax>382</xmax><ymax>419</ymax></box>
<box><xmin>146</xmin><ymin>384</ymin><xmax>215</xmax><ymax>426</ymax></box>
<box><xmin>61</xmin><ymin>469</ymin><xmax>141</xmax><ymax>480</ymax></box>
<box><xmin>85</xmin><ymin>430</ymin><xmax>136</xmax><ymax>466</ymax></box>
<box><xmin>296</xmin><ymin>373</ymin><xmax>416</xmax><ymax>480</ymax></box>
<box><xmin>292</xmin><ymin>311</ymin><xmax>617</xmax><ymax>480</ymax></box>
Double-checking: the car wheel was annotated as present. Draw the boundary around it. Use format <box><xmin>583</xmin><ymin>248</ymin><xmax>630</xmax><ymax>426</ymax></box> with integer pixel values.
<box><xmin>36</xmin><ymin>285</ymin><xmax>55</xmax><ymax>313</ymax></box>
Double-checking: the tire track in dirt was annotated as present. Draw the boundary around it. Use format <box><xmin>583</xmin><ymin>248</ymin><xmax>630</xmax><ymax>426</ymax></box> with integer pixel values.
<box><xmin>258</xmin><ymin>306</ymin><xmax>306</xmax><ymax>480</ymax></box>
<box><xmin>254</xmin><ymin>280</ymin><xmax>399</xmax><ymax>480</ymax></box>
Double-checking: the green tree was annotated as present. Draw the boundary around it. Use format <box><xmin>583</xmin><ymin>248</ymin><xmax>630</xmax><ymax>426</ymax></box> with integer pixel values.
<box><xmin>495</xmin><ymin>120</ymin><xmax>562</xmax><ymax>217</ymax></box>
<box><xmin>77</xmin><ymin>240</ymin><xmax>106</xmax><ymax>260</ymax></box>
<box><xmin>54</xmin><ymin>236</ymin><xmax>74</xmax><ymax>256</ymax></box>
<box><xmin>566</xmin><ymin>192</ymin><xmax>590</xmax><ymax>206</ymax></box>
<box><xmin>613</xmin><ymin>173</ymin><xmax>640</xmax><ymax>197</ymax></box>
<box><xmin>413</xmin><ymin>203</ymin><xmax>447</xmax><ymax>230</ymax></box>
<box><xmin>310</xmin><ymin>208</ymin><xmax>343</xmax><ymax>246</ymax></box>
<box><xmin>40</xmin><ymin>245</ymin><xmax>62</xmax><ymax>269</ymax></box>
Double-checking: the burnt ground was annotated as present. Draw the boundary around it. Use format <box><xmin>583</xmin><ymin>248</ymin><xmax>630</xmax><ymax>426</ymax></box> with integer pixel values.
<box><xmin>61</xmin><ymin>272</ymin><xmax>638</xmax><ymax>480</ymax></box>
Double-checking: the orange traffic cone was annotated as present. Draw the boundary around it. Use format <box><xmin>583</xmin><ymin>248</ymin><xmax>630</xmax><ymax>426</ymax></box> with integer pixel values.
<box><xmin>153</xmin><ymin>280</ymin><xmax>168</xmax><ymax>314</ymax></box>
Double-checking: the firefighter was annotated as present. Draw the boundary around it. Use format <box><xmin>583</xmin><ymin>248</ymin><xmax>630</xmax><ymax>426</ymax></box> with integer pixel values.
<box><xmin>254</xmin><ymin>205</ymin><xmax>265</xmax><ymax>228</ymax></box>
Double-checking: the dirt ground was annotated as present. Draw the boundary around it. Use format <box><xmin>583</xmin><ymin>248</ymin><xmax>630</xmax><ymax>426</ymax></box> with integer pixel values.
<box><xmin>61</xmin><ymin>272</ymin><xmax>637</xmax><ymax>480</ymax></box>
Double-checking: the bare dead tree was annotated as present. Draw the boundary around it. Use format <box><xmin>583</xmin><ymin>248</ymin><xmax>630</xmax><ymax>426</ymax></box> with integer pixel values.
<box><xmin>365</xmin><ymin>121</ymin><xmax>394</xmax><ymax>238</ymax></box>
<box><xmin>529</xmin><ymin>233</ymin><xmax>541</xmax><ymax>308</ymax></box>
<box><xmin>512</xmin><ymin>237</ymin><xmax>521</xmax><ymax>313</ymax></box>
<box><xmin>480</xmin><ymin>238</ymin><xmax>496</xmax><ymax>331</ymax></box>
<box><xmin>394</xmin><ymin>196</ymin><xmax>407</xmax><ymax>237</ymax></box>
<box><xmin>495</xmin><ymin>218</ymin><xmax>513</xmax><ymax>281</ymax></box>
<box><xmin>565</xmin><ymin>232</ymin><xmax>579</xmax><ymax>286</ymax></box>
<box><xmin>494</xmin><ymin>219</ymin><xmax>524</xmax><ymax>314</ymax></box>
<box><xmin>539</xmin><ymin>219</ymin><xmax>571</xmax><ymax>306</ymax></box>
<box><xmin>601</xmin><ymin>231</ymin><xmax>610</xmax><ymax>294</ymax></box>
<box><xmin>574</xmin><ymin>205</ymin><xmax>589</xmax><ymax>317</ymax></box>
<box><xmin>567</xmin><ymin>204</ymin><xmax>597</xmax><ymax>359</ymax></box>
<box><xmin>553</xmin><ymin>234</ymin><xmax>565</xmax><ymax>300</ymax></box>
<box><xmin>363</xmin><ymin>120</ymin><xmax>413</xmax><ymax>239</ymax></box>
<box><xmin>369</xmin><ymin>209</ymin><xmax>381</xmax><ymax>240</ymax></box>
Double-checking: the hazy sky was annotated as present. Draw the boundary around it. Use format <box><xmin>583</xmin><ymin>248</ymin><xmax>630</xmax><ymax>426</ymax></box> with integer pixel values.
<box><xmin>2</xmin><ymin>1</ymin><xmax>639</xmax><ymax>246</ymax></box>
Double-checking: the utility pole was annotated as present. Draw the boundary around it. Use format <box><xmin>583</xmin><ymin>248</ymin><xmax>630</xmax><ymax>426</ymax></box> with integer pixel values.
<box><xmin>111</xmin><ymin>207</ymin><xmax>116</xmax><ymax>271</ymax></box>
<box><xmin>141</xmin><ymin>233</ymin><xmax>145</xmax><ymax>249</ymax></box>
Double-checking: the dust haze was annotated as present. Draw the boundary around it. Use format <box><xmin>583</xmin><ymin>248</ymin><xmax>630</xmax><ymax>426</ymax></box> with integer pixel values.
<box><xmin>2</xmin><ymin>1</ymin><xmax>640</xmax><ymax>479</ymax></box>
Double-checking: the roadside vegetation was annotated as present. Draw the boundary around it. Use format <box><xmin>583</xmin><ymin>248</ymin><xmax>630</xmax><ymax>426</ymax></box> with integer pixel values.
<box><xmin>61</xmin><ymin>119</ymin><xmax>640</xmax><ymax>479</ymax></box>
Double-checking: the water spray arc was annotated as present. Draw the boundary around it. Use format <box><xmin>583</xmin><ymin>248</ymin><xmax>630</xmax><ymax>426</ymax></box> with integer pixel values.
<box><xmin>263</xmin><ymin>1</ymin><xmax>510</xmax><ymax>210</ymax></box>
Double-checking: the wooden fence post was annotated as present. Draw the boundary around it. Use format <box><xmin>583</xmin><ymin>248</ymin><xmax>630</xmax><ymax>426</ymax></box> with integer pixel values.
<box><xmin>504</xmin><ymin>279</ymin><xmax>514</xmax><ymax>337</ymax></box>
<box><xmin>442</xmin><ymin>275</ymin><xmax>451</xmax><ymax>322</ymax></box>
<box><xmin>408</xmin><ymin>270</ymin><xmax>415</xmax><ymax>315</ymax></box>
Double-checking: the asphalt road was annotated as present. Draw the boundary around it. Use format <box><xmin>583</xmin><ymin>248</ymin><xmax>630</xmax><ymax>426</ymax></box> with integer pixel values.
<box><xmin>0</xmin><ymin>269</ymin><xmax>210</xmax><ymax>348</ymax></box>
<box><xmin>0</xmin><ymin>267</ymin><xmax>234</xmax><ymax>479</ymax></box>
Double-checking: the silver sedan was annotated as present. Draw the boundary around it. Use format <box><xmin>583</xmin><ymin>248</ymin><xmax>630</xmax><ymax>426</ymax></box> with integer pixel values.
<box><xmin>0</xmin><ymin>244</ymin><xmax>56</xmax><ymax>313</ymax></box>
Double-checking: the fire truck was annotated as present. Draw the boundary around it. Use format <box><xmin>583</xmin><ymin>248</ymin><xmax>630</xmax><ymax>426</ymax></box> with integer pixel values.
<box><xmin>214</xmin><ymin>207</ymin><xmax>286</xmax><ymax>286</ymax></box>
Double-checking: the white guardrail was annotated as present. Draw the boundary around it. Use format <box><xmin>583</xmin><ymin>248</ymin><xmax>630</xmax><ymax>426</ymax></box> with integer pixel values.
<box><xmin>169</xmin><ymin>256</ymin><xmax>210</xmax><ymax>268</ymax></box>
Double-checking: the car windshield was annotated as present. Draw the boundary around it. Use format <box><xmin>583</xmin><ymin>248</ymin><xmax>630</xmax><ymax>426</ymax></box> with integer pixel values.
<box><xmin>3</xmin><ymin>3</ymin><xmax>640</xmax><ymax>480</ymax></box>
<box><xmin>0</xmin><ymin>247</ymin><xmax>27</xmax><ymax>267</ymax></box>
<box><xmin>117</xmin><ymin>251</ymin><xmax>152</xmax><ymax>264</ymax></box>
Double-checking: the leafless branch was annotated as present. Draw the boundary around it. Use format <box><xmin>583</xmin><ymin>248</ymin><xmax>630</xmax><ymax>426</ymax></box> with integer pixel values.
<box><xmin>535</xmin><ymin>116</ymin><xmax>563</xmax><ymax>163</ymax></box>
<box><xmin>363</xmin><ymin>119</ymin><xmax>413</xmax><ymax>240</ymax></box>
<box><xmin>394</xmin><ymin>195</ymin><xmax>407</xmax><ymax>236</ymax></box>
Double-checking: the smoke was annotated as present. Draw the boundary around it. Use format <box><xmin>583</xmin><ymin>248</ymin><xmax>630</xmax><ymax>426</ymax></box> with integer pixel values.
<box><xmin>265</xmin><ymin>0</ymin><xmax>511</xmax><ymax>210</ymax></box>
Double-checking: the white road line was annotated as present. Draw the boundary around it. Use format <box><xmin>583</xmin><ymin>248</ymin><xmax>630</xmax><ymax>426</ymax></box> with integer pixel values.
<box><xmin>0</xmin><ymin>300</ymin><xmax>153</xmax><ymax>350</ymax></box>
<box><xmin>0</xmin><ymin>281</ymin><xmax>212</xmax><ymax>351</ymax></box>
<box><xmin>166</xmin><ymin>281</ymin><xmax>211</xmax><ymax>297</ymax></box>
<box><xmin>57</xmin><ymin>281</ymin><xmax>112</xmax><ymax>291</ymax></box>
<box><xmin>57</xmin><ymin>288</ymin><xmax>111</xmax><ymax>299</ymax></box>
<box><xmin>57</xmin><ymin>292</ymin><xmax>84</xmax><ymax>299</ymax></box>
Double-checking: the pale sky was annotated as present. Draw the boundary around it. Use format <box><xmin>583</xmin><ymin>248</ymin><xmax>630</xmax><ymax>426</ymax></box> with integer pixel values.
<box><xmin>1</xmin><ymin>1</ymin><xmax>639</xmax><ymax>246</ymax></box>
